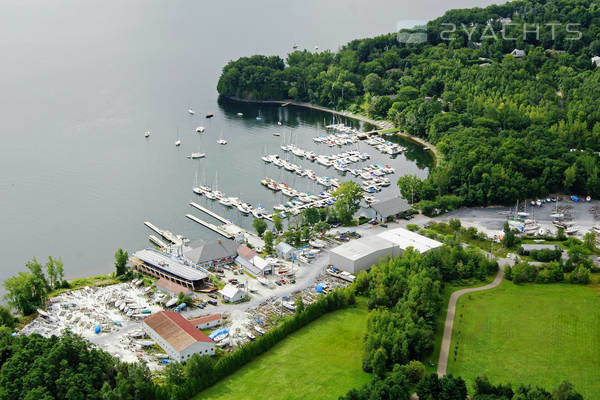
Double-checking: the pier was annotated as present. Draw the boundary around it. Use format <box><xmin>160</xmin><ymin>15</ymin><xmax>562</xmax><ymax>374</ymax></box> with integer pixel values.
<box><xmin>185</xmin><ymin>214</ymin><xmax>234</xmax><ymax>239</ymax></box>
<box><xmin>189</xmin><ymin>202</ymin><xmax>230</xmax><ymax>224</ymax></box>
<box><xmin>148</xmin><ymin>234</ymin><xmax>169</xmax><ymax>249</ymax></box>
<box><xmin>144</xmin><ymin>221</ymin><xmax>183</xmax><ymax>246</ymax></box>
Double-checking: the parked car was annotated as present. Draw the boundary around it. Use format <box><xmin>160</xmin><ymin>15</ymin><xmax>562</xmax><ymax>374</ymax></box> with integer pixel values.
<box><xmin>207</xmin><ymin>300</ymin><xmax>217</xmax><ymax>306</ymax></box>
<box><xmin>403</xmin><ymin>214</ymin><xmax>413</xmax><ymax>220</ymax></box>
<box><xmin>208</xmin><ymin>293</ymin><xmax>217</xmax><ymax>299</ymax></box>
<box><xmin>380</xmin><ymin>224</ymin><xmax>388</xmax><ymax>228</ymax></box>
<box><xmin>274</xmin><ymin>281</ymin><xmax>282</xmax><ymax>286</ymax></box>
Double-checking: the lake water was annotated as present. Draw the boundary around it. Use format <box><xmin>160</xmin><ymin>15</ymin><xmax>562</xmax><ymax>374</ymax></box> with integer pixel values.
<box><xmin>0</xmin><ymin>0</ymin><xmax>498</xmax><ymax>284</ymax></box>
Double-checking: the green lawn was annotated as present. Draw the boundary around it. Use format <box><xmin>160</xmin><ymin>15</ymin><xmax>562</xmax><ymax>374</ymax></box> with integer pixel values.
<box><xmin>447</xmin><ymin>281</ymin><xmax>600</xmax><ymax>398</ymax></box>
<box><xmin>196</xmin><ymin>299</ymin><xmax>371</xmax><ymax>400</ymax></box>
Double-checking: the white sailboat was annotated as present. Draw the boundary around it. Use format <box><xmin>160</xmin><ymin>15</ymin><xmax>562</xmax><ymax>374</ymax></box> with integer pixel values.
<box><xmin>217</xmin><ymin>130</ymin><xmax>227</xmax><ymax>145</ymax></box>
<box><xmin>212</xmin><ymin>171</ymin><xmax>223</xmax><ymax>199</ymax></box>
<box><xmin>175</xmin><ymin>127</ymin><xmax>181</xmax><ymax>146</ymax></box>
<box><xmin>188</xmin><ymin>108</ymin><xmax>195</xmax><ymax>115</ymax></box>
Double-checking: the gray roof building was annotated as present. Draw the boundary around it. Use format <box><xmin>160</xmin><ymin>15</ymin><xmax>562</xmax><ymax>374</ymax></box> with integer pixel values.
<box><xmin>183</xmin><ymin>239</ymin><xmax>237</xmax><ymax>266</ymax></box>
<box><xmin>521</xmin><ymin>244</ymin><xmax>559</xmax><ymax>252</ymax></box>
<box><xmin>371</xmin><ymin>197</ymin><xmax>410</xmax><ymax>222</ymax></box>
<box><xmin>275</xmin><ymin>242</ymin><xmax>297</xmax><ymax>259</ymax></box>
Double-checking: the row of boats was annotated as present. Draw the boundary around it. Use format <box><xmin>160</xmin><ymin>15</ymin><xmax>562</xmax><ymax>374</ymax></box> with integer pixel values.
<box><xmin>261</xmin><ymin>178</ymin><xmax>338</xmax><ymax>215</ymax></box>
<box><xmin>192</xmin><ymin>185</ymin><xmax>267</xmax><ymax>218</ymax></box>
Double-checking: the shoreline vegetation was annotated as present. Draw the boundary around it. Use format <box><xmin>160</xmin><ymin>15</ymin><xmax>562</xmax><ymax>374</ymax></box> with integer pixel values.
<box><xmin>221</xmin><ymin>95</ymin><xmax>441</xmax><ymax>166</ymax></box>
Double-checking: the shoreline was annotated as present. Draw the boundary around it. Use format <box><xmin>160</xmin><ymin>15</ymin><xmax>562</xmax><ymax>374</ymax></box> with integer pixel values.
<box><xmin>221</xmin><ymin>96</ymin><xmax>439</xmax><ymax>166</ymax></box>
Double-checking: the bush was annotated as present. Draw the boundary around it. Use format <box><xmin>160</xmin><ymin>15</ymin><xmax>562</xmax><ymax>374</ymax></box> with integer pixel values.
<box><xmin>529</xmin><ymin>249</ymin><xmax>562</xmax><ymax>262</ymax></box>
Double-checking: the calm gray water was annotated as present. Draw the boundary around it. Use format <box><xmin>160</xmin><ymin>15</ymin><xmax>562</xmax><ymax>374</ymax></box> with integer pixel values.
<box><xmin>0</xmin><ymin>0</ymin><xmax>499</xmax><ymax>284</ymax></box>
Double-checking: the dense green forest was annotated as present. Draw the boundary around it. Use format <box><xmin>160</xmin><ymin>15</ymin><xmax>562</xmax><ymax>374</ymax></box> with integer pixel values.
<box><xmin>217</xmin><ymin>0</ymin><xmax>600</xmax><ymax>206</ymax></box>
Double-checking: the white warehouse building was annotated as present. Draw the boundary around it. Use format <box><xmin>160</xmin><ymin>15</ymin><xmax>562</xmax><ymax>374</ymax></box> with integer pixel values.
<box><xmin>329</xmin><ymin>227</ymin><xmax>442</xmax><ymax>274</ymax></box>
<box><xmin>143</xmin><ymin>311</ymin><xmax>215</xmax><ymax>363</ymax></box>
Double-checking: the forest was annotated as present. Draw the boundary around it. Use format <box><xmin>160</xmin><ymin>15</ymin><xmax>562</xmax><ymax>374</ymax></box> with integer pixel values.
<box><xmin>217</xmin><ymin>0</ymin><xmax>600</xmax><ymax>206</ymax></box>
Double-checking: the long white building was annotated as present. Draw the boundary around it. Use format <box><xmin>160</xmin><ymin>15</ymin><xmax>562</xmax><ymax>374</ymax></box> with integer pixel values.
<box><xmin>329</xmin><ymin>227</ymin><xmax>442</xmax><ymax>274</ymax></box>
<box><xmin>143</xmin><ymin>311</ymin><xmax>215</xmax><ymax>362</ymax></box>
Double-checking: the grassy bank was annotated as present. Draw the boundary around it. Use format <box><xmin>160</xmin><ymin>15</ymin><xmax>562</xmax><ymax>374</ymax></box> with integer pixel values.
<box><xmin>447</xmin><ymin>281</ymin><xmax>600</xmax><ymax>398</ymax></box>
<box><xmin>196</xmin><ymin>298</ymin><xmax>370</xmax><ymax>400</ymax></box>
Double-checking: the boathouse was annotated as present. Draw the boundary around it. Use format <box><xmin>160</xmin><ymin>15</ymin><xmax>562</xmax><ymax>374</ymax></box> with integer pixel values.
<box><xmin>131</xmin><ymin>249</ymin><xmax>209</xmax><ymax>290</ymax></box>
<box><xmin>183</xmin><ymin>239</ymin><xmax>237</xmax><ymax>269</ymax></box>
<box><xmin>143</xmin><ymin>311</ymin><xmax>215</xmax><ymax>362</ymax></box>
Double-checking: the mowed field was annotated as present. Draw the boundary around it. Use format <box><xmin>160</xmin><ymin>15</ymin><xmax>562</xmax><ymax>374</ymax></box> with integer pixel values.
<box><xmin>196</xmin><ymin>299</ymin><xmax>371</xmax><ymax>400</ymax></box>
<box><xmin>447</xmin><ymin>281</ymin><xmax>600</xmax><ymax>398</ymax></box>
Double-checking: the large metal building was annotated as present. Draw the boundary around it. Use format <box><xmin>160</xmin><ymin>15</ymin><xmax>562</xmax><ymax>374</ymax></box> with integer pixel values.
<box><xmin>328</xmin><ymin>235</ymin><xmax>396</xmax><ymax>274</ymax></box>
<box><xmin>329</xmin><ymin>228</ymin><xmax>443</xmax><ymax>274</ymax></box>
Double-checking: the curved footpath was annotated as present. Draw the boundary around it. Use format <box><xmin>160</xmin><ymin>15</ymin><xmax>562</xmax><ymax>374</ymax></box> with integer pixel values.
<box><xmin>436</xmin><ymin>258</ymin><xmax>511</xmax><ymax>376</ymax></box>
<box><xmin>222</xmin><ymin>96</ymin><xmax>440</xmax><ymax>166</ymax></box>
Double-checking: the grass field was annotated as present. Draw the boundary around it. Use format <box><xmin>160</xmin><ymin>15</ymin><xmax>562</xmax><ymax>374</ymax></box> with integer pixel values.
<box><xmin>447</xmin><ymin>281</ymin><xmax>600</xmax><ymax>398</ymax></box>
<box><xmin>196</xmin><ymin>299</ymin><xmax>371</xmax><ymax>400</ymax></box>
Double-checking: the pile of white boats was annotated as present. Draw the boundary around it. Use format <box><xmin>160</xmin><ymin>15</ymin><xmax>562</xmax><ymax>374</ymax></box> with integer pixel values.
<box><xmin>364</xmin><ymin>136</ymin><xmax>407</xmax><ymax>155</ymax></box>
<box><xmin>313</xmin><ymin>132</ymin><xmax>359</xmax><ymax>146</ymax></box>
<box><xmin>260</xmin><ymin>177</ymin><xmax>337</xmax><ymax>216</ymax></box>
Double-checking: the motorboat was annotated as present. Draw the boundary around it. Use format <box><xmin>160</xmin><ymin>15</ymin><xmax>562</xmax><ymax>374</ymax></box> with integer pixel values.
<box><xmin>252</xmin><ymin>206</ymin><xmax>265</xmax><ymax>219</ymax></box>
<box><xmin>219</xmin><ymin>197</ymin><xmax>233</xmax><ymax>207</ymax></box>
<box><xmin>206</xmin><ymin>113</ymin><xmax>214</xmax><ymax>118</ymax></box>
<box><xmin>204</xmin><ymin>191</ymin><xmax>216</xmax><ymax>200</ymax></box>
<box><xmin>174</xmin><ymin>140</ymin><xmax>181</xmax><ymax>146</ymax></box>
<box><xmin>187</xmin><ymin>152</ymin><xmax>206</xmax><ymax>159</ymax></box>
<box><xmin>273</xmin><ymin>132</ymin><xmax>281</xmax><ymax>136</ymax></box>
<box><xmin>237</xmin><ymin>203</ymin><xmax>252</xmax><ymax>215</ymax></box>
<box><xmin>188</xmin><ymin>108</ymin><xmax>195</xmax><ymax>115</ymax></box>
<box><xmin>217</xmin><ymin>139</ymin><xmax>228</xmax><ymax>145</ymax></box>
<box><xmin>200</xmin><ymin>185</ymin><xmax>211</xmax><ymax>193</ymax></box>
<box><xmin>237</xmin><ymin>112</ymin><xmax>243</xmax><ymax>116</ymax></box>
<box><xmin>196</xmin><ymin>126</ymin><xmax>205</xmax><ymax>133</ymax></box>
<box><xmin>193</xmin><ymin>187</ymin><xmax>203</xmax><ymax>196</ymax></box>
<box><xmin>144</xmin><ymin>131</ymin><xmax>150</xmax><ymax>138</ymax></box>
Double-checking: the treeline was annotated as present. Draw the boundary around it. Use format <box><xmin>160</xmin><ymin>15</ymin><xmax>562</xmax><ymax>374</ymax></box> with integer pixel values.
<box><xmin>0</xmin><ymin>330</ymin><xmax>157</xmax><ymax>400</ymax></box>
<box><xmin>352</xmin><ymin>245</ymin><xmax>497</xmax><ymax>372</ymax></box>
<box><xmin>218</xmin><ymin>0</ymin><xmax>600</xmax><ymax>206</ymax></box>
<box><xmin>340</xmin><ymin>370</ymin><xmax>583</xmax><ymax>400</ymax></box>
<box><xmin>157</xmin><ymin>287</ymin><xmax>355</xmax><ymax>399</ymax></box>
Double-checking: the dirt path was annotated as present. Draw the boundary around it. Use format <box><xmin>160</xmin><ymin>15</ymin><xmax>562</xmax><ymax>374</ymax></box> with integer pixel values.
<box><xmin>436</xmin><ymin>258</ymin><xmax>510</xmax><ymax>376</ymax></box>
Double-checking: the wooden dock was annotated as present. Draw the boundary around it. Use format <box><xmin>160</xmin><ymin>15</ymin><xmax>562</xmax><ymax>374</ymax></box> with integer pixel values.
<box><xmin>144</xmin><ymin>221</ymin><xmax>182</xmax><ymax>246</ymax></box>
<box><xmin>148</xmin><ymin>234</ymin><xmax>169</xmax><ymax>249</ymax></box>
<box><xmin>189</xmin><ymin>202</ymin><xmax>230</xmax><ymax>224</ymax></box>
<box><xmin>185</xmin><ymin>214</ymin><xmax>234</xmax><ymax>239</ymax></box>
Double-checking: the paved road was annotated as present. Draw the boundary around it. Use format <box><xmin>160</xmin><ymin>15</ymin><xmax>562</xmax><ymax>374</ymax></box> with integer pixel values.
<box><xmin>436</xmin><ymin>257</ymin><xmax>511</xmax><ymax>377</ymax></box>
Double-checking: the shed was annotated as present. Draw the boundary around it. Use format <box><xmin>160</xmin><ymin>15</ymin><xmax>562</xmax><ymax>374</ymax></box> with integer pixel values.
<box><xmin>219</xmin><ymin>284</ymin><xmax>245</xmax><ymax>303</ymax></box>
<box><xmin>155</xmin><ymin>278</ymin><xmax>193</xmax><ymax>297</ymax></box>
<box><xmin>370</xmin><ymin>197</ymin><xmax>410</xmax><ymax>222</ymax></box>
<box><xmin>510</xmin><ymin>49</ymin><xmax>526</xmax><ymax>58</ymax></box>
<box><xmin>328</xmin><ymin>236</ymin><xmax>396</xmax><ymax>274</ymax></box>
<box><xmin>188</xmin><ymin>314</ymin><xmax>222</xmax><ymax>330</ymax></box>
<box><xmin>275</xmin><ymin>242</ymin><xmax>297</xmax><ymax>260</ymax></box>
<box><xmin>521</xmin><ymin>244</ymin><xmax>559</xmax><ymax>253</ymax></box>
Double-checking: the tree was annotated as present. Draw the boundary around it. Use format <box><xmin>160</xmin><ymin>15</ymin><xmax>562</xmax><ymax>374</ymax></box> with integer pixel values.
<box><xmin>332</xmin><ymin>181</ymin><xmax>363</xmax><ymax>225</ymax></box>
<box><xmin>114</xmin><ymin>248</ymin><xmax>128</xmax><ymax>277</ymax></box>
<box><xmin>45</xmin><ymin>256</ymin><xmax>64</xmax><ymax>289</ymax></box>
<box><xmin>552</xmin><ymin>381</ymin><xmax>583</xmax><ymax>400</ymax></box>
<box><xmin>583</xmin><ymin>232</ymin><xmax>596</xmax><ymax>251</ymax></box>
<box><xmin>405</xmin><ymin>360</ymin><xmax>425</xmax><ymax>384</ymax></box>
<box><xmin>372</xmin><ymin>347</ymin><xmax>388</xmax><ymax>377</ymax></box>
<box><xmin>4</xmin><ymin>270</ymin><xmax>48</xmax><ymax>316</ymax></box>
<box><xmin>272</xmin><ymin>212</ymin><xmax>283</xmax><ymax>232</ymax></box>
<box><xmin>363</xmin><ymin>73</ymin><xmax>384</xmax><ymax>95</ymax></box>
<box><xmin>0</xmin><ymin>305</ymin><xmax>16</xmax><ymax>328</ymax></box>
<box><xmin>502</xmin><ymin>222</ymin><xmax>516</xmax><ymax>248</ymax></box>
<box><xmin>397</xmin><ymin>174</ymin><xmax>424</xmax><ymax>204</ymax></box>
<box><xmin>314</xmin><ymin>221</ymin><xmax>330</xmax><ymax>235</ymax></box>
<box><xmin>303</xmin><ymin>207</ymin><xmax>320</xmax><ymax>225</ymax></box>
<box><xmin>295</xmin><ymin>295</ymin><xmax>305</xmax><ymax>314</ymax></box>
<box><xmin>263</xmin><ymin>231</ymin><xmax>274</xmax><ymax>254</ymax></box>
<box><xmin>253</xmin><ymin>218</ymin><xmax>268</xmax><ymax>238</ymax></box>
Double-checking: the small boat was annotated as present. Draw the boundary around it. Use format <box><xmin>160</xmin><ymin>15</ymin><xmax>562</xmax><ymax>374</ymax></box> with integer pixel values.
<box><xmin>206</xmin><ymin>113</ymin><xmax>214</xmax><ymax>118</ymax></box>
<box><xmin>217</xmin><ymin>139</ymin><xmax>227</xmax><ymax>145</ymax></box>
<box><xmin>237</xmin><ymin>203</ymin><xmax>251</xmax><ymax>215</ymax></box>
<box><xmin>237</xmin><ymin>112</ymin><xmax>243</xmax><ymax>116</ymax></box>
<box><xmin>204</xmin><ymin>191</ymin><xmax>216</xmax><ymax>200</ymax></box>
<box><xmin>174</xmin><ymin>140</ymin><xmax>181</xmax><ymax>146</ymax></box>
<box><xmin>257</xmin><ymin>277</ymin><xmax>269</xmax><ymax>286</ymax></box>
<box><xmin>165</xmin><ymin>298</ymin><xmax>177</xmax><ymax>308</ymax></box>
<box><xmin>212</xmin><ymin>332</ymin><xmax>229</xmax><ymax>342</ymax></box>
<box><xmin>246</xmin><ymin>332</ymin><xmax>256</xmax><ymax>341</ymax></box>
<box><xmin>188</xmin><ymin>108</ymin><xmax>195</xmax><ymax>115</ymax></box>
<box><xmin>219</xmin><ymin>196</ymin><xmax>233</xmax><ymax>207</ymax></box>
<box><xmin>196</xmin><ymin>126</ymin><xmax>205</xmax><ymax>133</ymax></box>
<box><xmin>144</xmin><ymin>131</ymin><xmax>150</xmax><ymax>138</ymax></box>
<box><xmin>273</xmin><ymin>132</ymin><xmax>281</xmax><ymax>136</ymax></box>
<box><xmin>254</xmin><ymin>325</ymin><xmax>265</xmax><ymax>335</ymax></box>
<box><xmin>586</xmin><ymin>195</ymin><xmax>592</xmax><ymax>202</ymax></box>
<box><xmin>252</xmin><ymin>206</ymin><xmax>265</xmax><ymax>218</ymax></box>
<box><xmin>187</xmin><ymin>152</ymin><xmax>206</xmax><ymax>159</ymax></box>
<box><xmin>277</xmin><ymin>121</ymin><xmax>282</xmax><ymax>125</ymax></box>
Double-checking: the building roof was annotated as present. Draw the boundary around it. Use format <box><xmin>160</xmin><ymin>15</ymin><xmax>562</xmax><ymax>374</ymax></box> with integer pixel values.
<box><xmin>133</xmin><ymin>249</ymin><xmax>208</xmax><ymax>282</ymax></box>
<box><xmin>183</xmin><ymin>239</ymin><xmax>237</xmax><ymax>264</ymax></box>
<box><xmin>155</xmin><ymin>278</ymin><xmax>192</xmax><ymax>295</ymax></box>
<box><xmin>521</xmin><ymin>244</ymin><xmax>559</xmax><ymax>251</ymax></box>
<box><xmin>330</xmin><ymin>235</ymin><xmax>394</xmax><ymax>261</ymax></box>
<box><xmin>276</xmin><ymin>242</ymin><xmax>295</xmax><ymax>253</ymax></box>
<box><xmin>220</xmin><ymin>284</ymin><xmax>243</xmax><ymax>299</ymax></box>
<box><xmin>371</xmin><ymin>197</ymin><xmax>410</xmax><ymax>218</ymax></box>
<box><xmin>377</xmin><ymin>227</ymin><xmax>442</xmax><ymax>253</ymax></box>
<box><xmin>144</xmin><ymin>311</ymin><xmax>212</xmax><ymax>352</ymax></box>
<box><xmin>237</xmin><ymin>245</ymin><xmax>256</xmax><ymax>260</ymax></box>
<box><xmin>188</xmin><ymin>314</ymin><xmax>222</xmax><ymax>326</ymax></box>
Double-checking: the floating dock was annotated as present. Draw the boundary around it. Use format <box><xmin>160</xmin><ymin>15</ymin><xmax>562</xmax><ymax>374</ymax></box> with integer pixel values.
<box><xmin>189</xmin><ymin>202</ymin><xmax>230</xmax><ymax>224</ymax></box>
<box><xmin>144</xmin><ymin>221</ymin><xmax>183</xmax><ymax>246</ymax></box>
<box><xmin>148</xmin><ymin>234</ymin><xmax>169</xmax><ymax>249</ymax></box>
<box><xmin>185</xmin><ymin>214</ymin><xmax>234</xmax><ymax>239</ymax></box>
